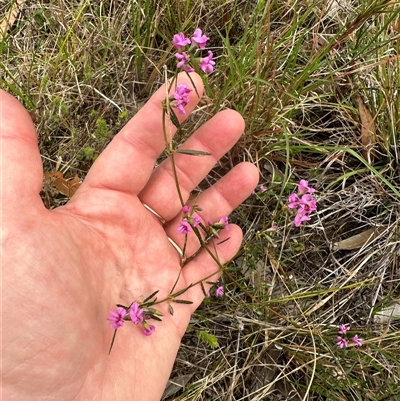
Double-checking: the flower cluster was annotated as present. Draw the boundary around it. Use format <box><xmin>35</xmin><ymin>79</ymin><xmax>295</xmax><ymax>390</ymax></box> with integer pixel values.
<box><xmin>107</xmin><ymin>301</ymin><xmax>161</xmax><ymax>337</ymax></box>
<box><xmin>336</xmin><ymin>324</ymin><xmax>363</xmax><ymax>348</ymax></box>
<box><xmin>177</xmin><ymin>205</ymin><xmax>229</xmax><ymax>238</ymax></box>
<box><xmin>288</xmin><ymin>179</ymin><xmax>317</xmax><ymax>227</ymax></box>
<box><xmin>171</xmin><ymin>83</ymin><xmax>192</xmax><ymax>115</ymax></box>
<box><xmin>177</xmin><ymin>205</ymin><xmax>202</xmax><ymax>234</ymax></box>
<box><xmin>173</xmin><ymin>29</ymin><xmax>215</xmax><ymax>74</ymax></box>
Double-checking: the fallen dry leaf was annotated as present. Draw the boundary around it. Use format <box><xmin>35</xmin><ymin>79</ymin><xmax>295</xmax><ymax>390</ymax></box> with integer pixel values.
<box><xmin>374</xmin><ymin>302</ymin><xmax>400</xmax><ymax>325</ymax></box>
<box><xmin>162</xmin><ymin>374</ymin><xmax>194</xmax><ymax>400</ymax></box>
<box><xmin>0</xmin><ymin>0</ymin><xmax>24</xmax><ymax>35</ymax></box>
<box><xmin>333</xmin><ymin>227</ymin><xmax>385</xmax><ymax>251</ymax></box>
<box><xmin>43</xmin><ymin>171</ymin><xmax>81</xmax><ymax>198</ymax></box>
<box><xmin>356</xmin><ymin>94</ymin><xmax>376</xmax><ymax>163</ymax></box>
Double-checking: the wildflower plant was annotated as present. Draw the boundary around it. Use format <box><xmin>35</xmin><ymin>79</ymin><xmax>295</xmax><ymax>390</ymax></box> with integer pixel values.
<box><xmin>107</xmin><ymin>29</ymin><xmax>229</xmax><ymax>353</ymax></box>
<box><xmin>288</xmin><ymin>179</ymin><xmax>317</xmax><ymax>227</ymax></box>
<box><xmin>173</xmin><ymin>29</ymin><xmax>215</xmax><ymax>74</ymax></box>
<box><xmin>336</xmin><ymin>324</ymin><xmax>363</xmax><ymax>348</ymax></box>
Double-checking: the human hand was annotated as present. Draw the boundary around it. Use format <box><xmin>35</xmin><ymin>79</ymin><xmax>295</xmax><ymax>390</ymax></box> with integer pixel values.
<box><xmin>1</xmin><ymin>73</ymin><xmax>258</xmax><ymax>400</ymax></box>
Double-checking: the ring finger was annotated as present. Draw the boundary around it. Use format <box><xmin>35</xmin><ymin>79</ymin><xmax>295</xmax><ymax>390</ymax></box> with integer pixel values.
<box><xmin>163</xmin><ymin>162</ymin><xmax>259</xmax><ymax>260</ymax></box>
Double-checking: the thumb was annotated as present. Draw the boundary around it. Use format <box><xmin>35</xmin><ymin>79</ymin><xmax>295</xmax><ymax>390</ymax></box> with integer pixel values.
<box><xmin>0</xmin><ymin>90</ymin><xmax>44</xmax><ymax>213</ymax></box>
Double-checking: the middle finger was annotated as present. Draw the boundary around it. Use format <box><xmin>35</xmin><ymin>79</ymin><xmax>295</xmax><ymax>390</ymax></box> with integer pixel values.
<box><xmin>138</xmin><ymin>109</ymin><xmax>245</xmax><ymax>222</ymax></box>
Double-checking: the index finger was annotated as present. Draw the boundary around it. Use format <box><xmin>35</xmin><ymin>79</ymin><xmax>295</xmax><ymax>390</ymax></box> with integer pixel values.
<box><xmin>73</xmin><ymin>73</ymin><xmax>204</xmax><ymax>199</ymax></box>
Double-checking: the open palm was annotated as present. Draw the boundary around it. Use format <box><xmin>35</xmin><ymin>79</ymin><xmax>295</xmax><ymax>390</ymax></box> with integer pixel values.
<box><xmin>1</xmin><ymin>73</ymin><xmax>258</xmax><ymax>400</ymax></box>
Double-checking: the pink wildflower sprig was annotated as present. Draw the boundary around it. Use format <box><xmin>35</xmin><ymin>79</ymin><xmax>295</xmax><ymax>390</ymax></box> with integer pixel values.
<box><xmin>172</xmin><ymin>28</ymin><xmax>215</xmax><ymax>74</ymax></box>
<box><xmin>177</xmin><ymin>205</ymin><xmax>203</xmax><ymax>236</ymax></box>
<box><xmin>107</xmin><ymin>295</ymin><xmax>164</xmax><ymax>353</ymax></box>
<box><xmin>170</xmin><ymin>83</ymin><xmax>192</xmax><ymax>115</ymax></box>
<box><xmin>109</xmin><ymin>28</ymin><xmax>222</xmax><ymax>357</ymax></box>
<box><xmin>209</xmin><ymin>216</ymin><xmax>229</xmax><ymax>230</ymax></box>
<box><xmin>206</xmin><ymin>216</ymin><xmax>229</xmax><ymax>238</ymax></box>
<box><xmin>335</xmin><ymin>323</ymin><xmax>363</xmax><ymax>348</ymax></box>
<box><xmin>178</xmin><ymin>204</ymin><xmax>224</xmax><ymax>238</ymax></box>
<box><xmin>177</xmin><ymin>214</ymin><xmax>202</xmax><ymax>235</ymax></box>
<box><xmin>288</xmin><ymin>180</ymin><xmax>317</xmax><ymax>227</ymax></box>
<box><xmin>175</xmin><ymin>207</ymin><xmax>231</xmax><ymax>267</ymax></box>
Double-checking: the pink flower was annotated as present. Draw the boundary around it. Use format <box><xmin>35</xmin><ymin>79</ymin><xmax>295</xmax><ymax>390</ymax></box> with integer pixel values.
<box><xmin>352</xmin><ymin>334</ymin><xmax>363</xmax><ymax>346</ymax></box>
<box><xmin>294</xmin><ymin>212</ymin><xmax>310</xmax><ymax>227</ymax></box>
<box><xmin>107</xmin><ymin>307</ymin><xmax>127</xmax><ymax>329</ymax></box>
<box><xmin>142</xmin><ymin>324</ymin><xmax>156</xmax><ymax>336</ymax></box>
<box><xmin>129</xmin><ymin>302</ymin><xmax>144</xmax><ymax>324</ymax></box>
<box><xmin>182</xmin><ymin>205</ymin><xmax>190</xmax><ymax>213</ymax></box>
<box><xmin>288</xmin><ymin>181</ymin><xmax>317</xmax><ymax>227</ymax></box>
<box><xmin>338</xmin><ymin>324</ymin><xmax>350</xmax><ymax>335</ymax></box>
<box><xmin>191</xmin><ymin>28</ymin><xmax>209</xmax><ymax>49</ymax></box>
<box><xmin>174</xmin><ymin>83</ymin><xmax>192</xmax><ymax>98</ymax></box>
<box><xmin>259</xmin><ymin>185</ymin><xmax>267</xmax><ymax>193</ymax></box>
<box><xmin>298</xmin><ymin>194</ymin><xmax>317</xmax><ymax>214</ymax></box>
<box><xmin>215</xmin><ymin>286</ymin><xmax>224</xmax><ymax>297</ymax></box>
<box><xmin>219</xmin><ymin>216</ymin><xmax>229</xmax><ymax>230</ymax></box>
<box><xmin>298</xmin><ymin>179</ymin><xmax>315</xmax><ymax>194</ymax></box>
<box><xmin>288</xmin><ymin>193</ymin><xmax>300</xmax><ymax>209</ymax></box>
<box><xmin>175</xmin><ymin>52</ymin><xmax>194</xmax><ymax>72</ymax></box>
<box><xmin>199</xmin><ymin>51</ymin><xmax>215</xmax><ymax>73</ymax></box>
<box><xmin>172</xmin><ymin>83</ymin><xmax>192</xmax><ymax>115</ymax></box>
<box><xmin>193</xmin><ymin>216</ymin><xmax>201</xmax><ymax>227</ymax></box>
<box><xmin>173</xmin><ymin>32</ymin><xmax>191</xmax><ymax>50</ymax></box>
<box><xmin>178</xmin><ymin>220</ymin><xmax>192</xmax><ymax>234</ymax></box>
<box><xmin>336</xmin><ymin>336</ymin><xmax>348</xmax><ymax>348</ymax></box>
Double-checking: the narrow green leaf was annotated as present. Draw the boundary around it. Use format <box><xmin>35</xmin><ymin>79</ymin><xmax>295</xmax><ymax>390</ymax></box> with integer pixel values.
<box><xmin>217</xmin><ymin>237</ymin><xmax>230</xmax><ymax>246</ymax></box>
<box><xmin>142</xmin><ymin>290</ymin><xmax>159</xmax><ymax>304</ymax></box>
<box><xmin>169</xmin><ymin>109</ymin><xmax>180</xmax><ymax>128</ymax></box>
<box><xmin>168</xmin><ymin>304</ymin><xmax>174</xmax><ymax>316</ymax></box>
<box><xmin>172</xmin><ymin>284</ymin><xmax>194</xmax><ymax>297</ymax></box>
<box><xmin>201</xmin><ymin>281</ymin><xmax>208</xmax><ymax>297</ymax></box>
<box><xmin>172</xmin><ymin>299</ymin><xmax>193</xmax><ymax>304</ymax></box>
<box><xmin>186</xmin><ymin>71</ymin><xmax>200</xmax><ymax>98</ymax></box>
<box><xmin>147</xmin><ymin>307</ymin><xmax>163</xmax><ymax>316</ymax></box>
<box><xmin>148</xmin><ymin>315</ymin><xmax>162</xmax><ymax>322</ymax></box>
<box><xmin>175</xmin><ymin>149</ymin><xmax>212</xmax><ymax>156</ymax></box>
